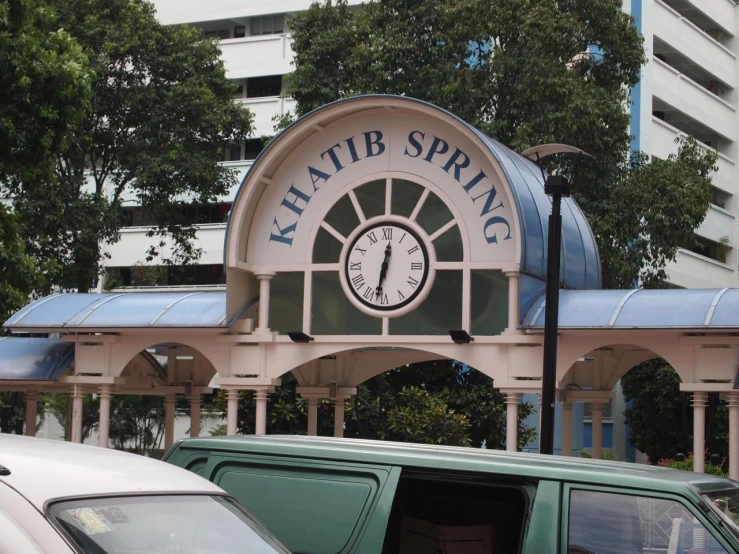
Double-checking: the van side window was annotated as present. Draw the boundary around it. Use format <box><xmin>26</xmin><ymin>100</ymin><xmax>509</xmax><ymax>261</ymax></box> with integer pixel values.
<box><xmin>567</xmin><ymin>489</ymin><xmax>727</xmax><ymax>554</ymax></box>
<box><xmin>382</xmin><ymin>472</ymin><xmax>528</xmax><ymax>554</ymax></box>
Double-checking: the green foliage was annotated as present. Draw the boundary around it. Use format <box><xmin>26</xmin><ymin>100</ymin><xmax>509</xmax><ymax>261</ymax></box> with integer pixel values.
<box><xmin>621</xmin><ymin>360</ymin><xmax>728</xmax><ymax>464</ymax></box>
<box><xmin>375</xmin><ymin>386</ymin><xmax>470</xmax><ymax>446</ymax></box>
<box><xmin>0</xmin><ymin>0</ymin><xmax>91</xmax><ymax>309</ymax></box>
<box><xmin>656</xmin><ymin>455</ymin><xmax>728</xmax><ymax>478</ymax></box>
<box><xmin>0</xmin><ymin>0</ymin><xmax>93</xmax><ymax>183</ymax></box>
<box><xmin>220</xmin><ymin>362</ymin><xmax>535</xmax><ymax>449</ymax></box>
<box><xmin>287</xmin><ymin>0</ymin><xmax>716</xmax><ymax>288</ymax></box>
<box><xmin>108</xmin><ymin>395</ymin><xmax>165</xmax><ymax>453</ymax></box>
<box><xmin>42</xmin><ymin>392</ymin><xmax>99</xmax><ymax>442</ymax></box>
<box><xmin>10</xmin><ymin>0</ymin><xmax>254</xmax><ymax>292</ymax></box>
<box><xmin>580</xmin><ymin>450</ymin><xmax>623</xmax><ymax>461</ymax></box>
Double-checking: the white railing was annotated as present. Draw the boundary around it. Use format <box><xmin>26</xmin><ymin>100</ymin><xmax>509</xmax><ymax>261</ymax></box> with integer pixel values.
<box><xmin>696</xmin><ymin>205</ymin><xmax>735</xmax><ymax>244</ymax></box>
<box><xmin>106</xmin><ymin>224</ymin><xmax>227</xmax><ymax>267</ymax></box>
<box><xmin>667</xmin><ymin>249</ymin><xmax>736</xmax><ymax>289</ymax></box>
<box><xmin>219</xmin><ymin>34</ymin><xmax>294</xmax><ymax>80</ymax></box>
<box><xmin>652</xmin><ymin>58</ymin><xmax>737</xmax><ymax>141</ymax></box>
<box><xmin>654</xmin><ymin>0</ymin><xmax>736</xmax><ymax>86</ymax></box>
<box><xmin>237</xmin><ymin>96</ymin><xmax>298</xmax><ymax>137</ymax></box>
<box><xmin>651</xmin><ymin>117</ymin><xmax>736</xmax><ymax>196</ymax></box>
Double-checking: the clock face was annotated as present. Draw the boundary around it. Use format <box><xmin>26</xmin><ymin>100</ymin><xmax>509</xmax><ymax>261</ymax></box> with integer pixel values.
<box><xmin>343</xmin><ymin>221</ymin><xmax>430</xmax><ymax>312</ymax></box>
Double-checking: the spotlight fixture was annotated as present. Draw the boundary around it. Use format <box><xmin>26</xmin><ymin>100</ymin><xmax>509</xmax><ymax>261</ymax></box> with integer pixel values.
<box><xmin>288</xmin><ymin>332</ymin><xmax>314</xmax><ymax>343</ymax></box>
<box><xmin>448</xmin><ymin>330</ymin><xmax>473</xmax><ymax>344</ymax></box>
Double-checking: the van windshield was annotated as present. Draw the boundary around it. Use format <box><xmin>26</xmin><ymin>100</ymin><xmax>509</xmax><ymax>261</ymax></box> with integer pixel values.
<box><xmin>703</xmin><ymin>490</ymin><xmax>739</xmax><ymax>537</ymax></box>
<box><xmin>48</xmin><ymin>494</ymin><xmax>291</xmax><ymax>554</ymax></box>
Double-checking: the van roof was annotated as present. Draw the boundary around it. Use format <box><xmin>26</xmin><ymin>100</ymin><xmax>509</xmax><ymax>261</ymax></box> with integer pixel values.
<box><xmin>169</xmin><ymin>435</ymin><xmax>739</xmax><ymax>495</ymax></box>
<box><xmin>0</xmin><ymin>435</ymin><xmax>223</xmax><ymax>509</ymax></box>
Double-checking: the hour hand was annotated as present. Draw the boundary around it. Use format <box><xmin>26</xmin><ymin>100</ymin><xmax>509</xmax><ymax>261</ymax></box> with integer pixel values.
<box><xmin>376</xmin><ymin>243</ymin><xmax>392</xmax><ymax>295</ymax></box>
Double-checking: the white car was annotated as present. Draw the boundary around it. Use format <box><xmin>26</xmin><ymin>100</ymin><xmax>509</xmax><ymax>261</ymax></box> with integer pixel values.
<box><xmin>0</xmin><ymin>434</ymin><xmax>291</xmax><ymax>554</ymax></box>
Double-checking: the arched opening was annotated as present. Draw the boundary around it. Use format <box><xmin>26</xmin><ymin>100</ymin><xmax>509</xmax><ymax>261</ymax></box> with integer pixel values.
<box><xmin>559</xmin><ymin>343</ymin><xmax>729</xmax><ymax>477</ymax></box>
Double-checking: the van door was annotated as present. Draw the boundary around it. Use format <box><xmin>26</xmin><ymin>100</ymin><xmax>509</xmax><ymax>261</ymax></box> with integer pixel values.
<box><xmin>203</xmin><ymin>453</ymin><xmax>400</xmax><ymax>554</ymax></box>
<box><xmin>561</xmin><ymin>484</ymin><xmax>737</xmax><ymax>553</ymax></box>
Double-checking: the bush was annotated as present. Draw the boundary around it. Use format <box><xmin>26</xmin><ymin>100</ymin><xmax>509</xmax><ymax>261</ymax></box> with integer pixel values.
<box><xmin>656</xmin><ymin>455</ymin><xmax>727</xmax><ymax>477</ymax></box>
<box><xmin>580</xmin><ymin>450</ymin><xmax>623</xmax><ymax>462</ymax></box>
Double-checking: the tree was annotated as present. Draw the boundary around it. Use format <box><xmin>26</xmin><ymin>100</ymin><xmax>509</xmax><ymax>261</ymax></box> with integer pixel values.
<box><xmin>286</xmin><ymin>0</ymin><xmax>717</xmax><ymax>288</ymax></box>
<box><xmin>217</xmin><ymin>362</ymin><xmax>535</xmax><ymax>450</ymax></box>
<box><xmin>43</xmin><ymin>392</ymin><xmax>99</xmax><ymax>442</ymax></box>
<box><xmin>0</xmin><ymin>0</ymin><xmax>92</xmax><ymax>183</ymax></box>
<box><xmin>0</xmin><ymin>0</ymin><xmax>92</xmax><ymax>315</ymax></box>
<box><xmin>10</xmin><ymin>0</ymin><xmax>253</xmax><ymax>292</ymax></box>
<box><xmin>621</xmin><ymin>360</ymin><xmax>728</xmax><ymax>464</ymax></box>
<box><xmin>108</xmin><ymin>395</ymin><xmax>165</xmax><ymax>453</ymax></box>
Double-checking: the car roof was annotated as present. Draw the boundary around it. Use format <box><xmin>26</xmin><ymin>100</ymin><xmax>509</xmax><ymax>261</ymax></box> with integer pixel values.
<box><xmin>0</xmin><ymin>435</ymin><xmax>224</xmax><ymax>509</ymax></box>
<box><xmin>170</xmin><ymin>435</ymin><xmax>739</xmax><ymax>495</ymax></box>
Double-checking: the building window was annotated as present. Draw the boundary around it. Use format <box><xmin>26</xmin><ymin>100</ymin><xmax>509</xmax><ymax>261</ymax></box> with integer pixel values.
<box><xmin>225</xmin><ymin>142</ymin><xmax>242</xmax><ymax>162</ymax></box>
<box><xmin>687</xmin><ymin>236</ymin><xmax>731</xmax><ymax>264</ymax></box>
<box><xmin>246</xmin><ymin>75</ymin><xmax>282</xmax><ymax>98</ymax></box>
<box><xmin>250</xmin><ymin>14</ymin><xmax>284</xmax><ymax>36</ymax></box>
<box><xmin>104</xmin><ymin>264</ymin><xmax>226</xmax><ymax>288</ymax></box>
<box><xmin>234</xmin><ymin>26</ymin><xmax>246</xmax><ymax>38</ymax></box>
<box><xmin>244</xmin><ymin>138</ymin><xmax>263</xmax><ymax>160</ymax></box>
<box><xmin>710</xmin><ymin>187</ymin><xmax>730</xmax><ymax>210</ymax></box>
<box><xmin>203</xmin><ymin>28</ymin><xmax>231</xmax><ymax>40</ymax></box>
<box><xmin>122</xmin><ymin>203</ymin><xmax>232</xmax><ymax>227</ymax></box>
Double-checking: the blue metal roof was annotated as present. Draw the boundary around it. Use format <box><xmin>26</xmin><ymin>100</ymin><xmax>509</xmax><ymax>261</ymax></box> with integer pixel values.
<box><xmin>227</xmin><ymin>94</ymin><xmax>601</xmax><ymax>290</ymax></box>
<box><xmin>0</xmin><ymin>337</ymin><xmax>74</xmax><ymax>381</ymax></box>
<box><xmin>521</xmin><ymin>288</ymin><xmax>739</xmax><ymax>329</ymax></box>
<box><xmin>4</xmin><ymin>292</ymin><xmax>229</xmax><ymax>330</ymax></box>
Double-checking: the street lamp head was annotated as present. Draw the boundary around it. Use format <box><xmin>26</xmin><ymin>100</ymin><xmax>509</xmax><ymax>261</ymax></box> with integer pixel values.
<box><xmin>544</xmin><ymin>175</ymin><xmax>571</xmax><ymax>198</ymax></box>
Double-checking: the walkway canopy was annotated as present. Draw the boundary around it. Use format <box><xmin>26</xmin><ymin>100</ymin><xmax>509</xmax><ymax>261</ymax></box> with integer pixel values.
<box><xmin>9</xmin><ymin>288</ymin><xmax>739</xmax><ymax>333</ymax></box>
<box><xmin>522</xmin><ymin>288</ymin><xmax>739</xmax><ymax>329</ymax></box>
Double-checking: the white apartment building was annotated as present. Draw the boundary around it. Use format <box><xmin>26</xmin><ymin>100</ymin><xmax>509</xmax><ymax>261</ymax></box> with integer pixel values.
<box><xmin>101</xmin><ymin>0</ymin><xmax>739</xmax><ymax>291</ymax></box>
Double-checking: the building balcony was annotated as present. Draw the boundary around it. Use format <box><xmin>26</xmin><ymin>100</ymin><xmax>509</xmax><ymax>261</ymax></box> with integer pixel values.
<box><xmin>666</xmin><ymin>249</ymin><xmax>737</xmax><ymax>289</ymax></box>
<box><xmin>237</xmin><ymin>96</ymin><xmax>298</xmax><ymax>137</ymax></box>
<box><xmin>654</xmin><ymin>0</ymin><xmax>736</xmax><ymax>86</ymax></box>
<box><xmin>696</xmin><ymin>205</ymin><xmax>735</xmax><ymax>245</ymax></box>
<box><xmin>664</xmin><ymin>0</ymin><xmax>736</xmax><ymax>37</ymax></box>
<box><xmin>102</xmin><ymin>224</ymin><xmax>228</xmax><ymax>267</ymax></box>
<box><xmin>653</xmin><ymin>58</ymin><xmax>737</xmax><ymax>142</ymax></box>
<box><xmin>651</xmin><ymin>117</ymin><xmax>736</xmax><ymax>196</ymax></box>
<box><xmin>220</xmin><ymin>34</ymin><xmax>294</xmax><ymax>80</ymax></box>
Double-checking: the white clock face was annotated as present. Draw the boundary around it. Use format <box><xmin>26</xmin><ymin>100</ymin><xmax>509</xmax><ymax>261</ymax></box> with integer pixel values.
<box><xmin>343</xmin><ymin>221</ymin><xmax>430</xmax><ymax>312</ymax></box>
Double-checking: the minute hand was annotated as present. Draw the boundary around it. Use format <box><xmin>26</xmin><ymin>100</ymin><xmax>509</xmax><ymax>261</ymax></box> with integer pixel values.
<box><xmin>376</xmin><ymin>242</ymin><xmax>392</xmax><ymax>295</ymax></box>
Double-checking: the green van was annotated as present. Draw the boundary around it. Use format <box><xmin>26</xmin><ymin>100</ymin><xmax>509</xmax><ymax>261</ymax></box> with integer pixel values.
<box><xmin>163</xmin><ymin>435</ymin><xmax>739</xmax><ymax>554</ymax></box>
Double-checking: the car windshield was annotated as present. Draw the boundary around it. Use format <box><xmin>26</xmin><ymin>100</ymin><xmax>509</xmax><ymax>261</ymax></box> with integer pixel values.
<box><xmin>703</xmin><ymin>490</ymin><xmax>739</xmax><ymax>537</ymax></box>
<box><xmin>48</xmin><ymin>494</ymin><xmax>291</xmax><ymax>554</ymax></box>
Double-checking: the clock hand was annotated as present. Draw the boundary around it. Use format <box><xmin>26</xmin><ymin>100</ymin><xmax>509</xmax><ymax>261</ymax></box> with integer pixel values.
<box><xmin>376</xmin><ymin>242</ymin><xmax>392</xmax><ymax>296</ymax></box>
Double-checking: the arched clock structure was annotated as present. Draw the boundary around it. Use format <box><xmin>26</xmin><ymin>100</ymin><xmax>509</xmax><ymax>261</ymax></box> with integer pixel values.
<box><xmin>219</xmin><ymin>94</ymin><xmax>600</xmax><ymax>443</ymax></box>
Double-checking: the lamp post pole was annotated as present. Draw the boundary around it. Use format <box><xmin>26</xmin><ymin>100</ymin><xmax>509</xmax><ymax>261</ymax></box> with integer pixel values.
<box><xmin>539</xmin><ymin>175</ymin><xmax>570</xmax><ymax>455</ymax></box>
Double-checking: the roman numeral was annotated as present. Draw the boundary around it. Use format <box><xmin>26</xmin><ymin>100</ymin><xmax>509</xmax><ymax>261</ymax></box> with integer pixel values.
<box><xmin>382</xmin><ymin>227</ymin><xmax>392</xmax><ymax>240</ymax></box>
<box><xmin>398</xmin><ymin>290</ymin><xmax>406</xmax><ymax>301</ymax></box>
<box><xmin>351</xmin><ymin>274</ymin><xmax>365</xmax><ymax>289</ymax></box>
<box><xmin>362</xmin><ymin>286</ymin><xmax>374</xmax><ymax>299</ymax></box>
<box><xmin>354</xmin><ymin>245</ymin><xmax>366</xmax><ymax>255</ymax></box>
<box><xmin>367</xmin><ymin>231</ymin><xmax>378</xmax><ymax>244</ymax></box>
<box><xmin>399</xmin><ymin>233</ymin><xmax>407</xmax><ymax>244</ymax></box>
<box><xmin>411</xmin><ymin>262</ymin><xmax>423</xmax><ymax>271</ymax></box>
<box><xmin>350</xmin><ymin>261</ymin><xmax>361</xmax><ymax>271</ymax></box>
<box><xmin>379</xmin><ymin>293</ymin><xmax>389</xmax><ymax>305</ymax></box>
<box><xmin>408</xmin><ymin>276</ymin><xmax>419</xmax><ymax>288</ymax></box>
<box><xmin>408</xmin><ymin>245</ymin><xmax>419</xmax><ymax>255</ymax></box>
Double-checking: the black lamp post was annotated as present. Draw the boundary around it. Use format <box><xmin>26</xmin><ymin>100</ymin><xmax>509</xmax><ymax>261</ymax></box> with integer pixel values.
<box><xmin>520</xmin><ymin>143</ymin><xmax>593</xmax><ymax>456</ymax></box>
<box><xmin>539</xmin><ymin>174</ymin><xmax>570</xmax><ymax>455</ymax></box>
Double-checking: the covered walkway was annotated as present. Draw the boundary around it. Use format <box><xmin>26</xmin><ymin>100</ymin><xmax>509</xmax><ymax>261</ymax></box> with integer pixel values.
<box><xmin>2</xmin><ymin>95</ymin><xmax>738</xmax><ymax>477</ymax></box>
